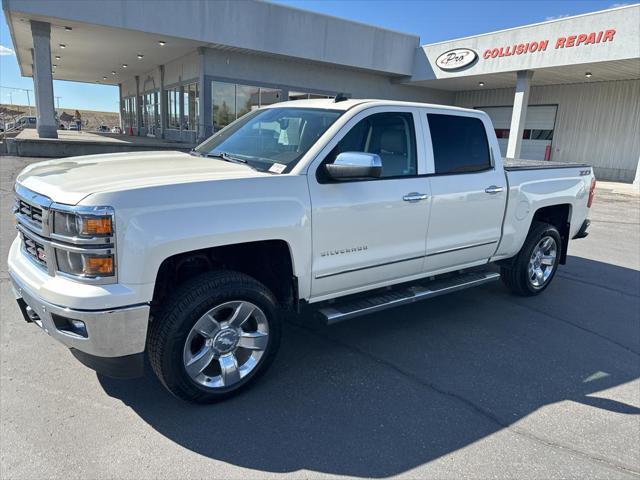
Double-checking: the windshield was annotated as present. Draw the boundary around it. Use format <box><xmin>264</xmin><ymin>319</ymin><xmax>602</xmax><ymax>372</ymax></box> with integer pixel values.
<box><xmin>194</xmin><ymin>107</ymin><xmax>343</xmax><ymax>173</ymax></box>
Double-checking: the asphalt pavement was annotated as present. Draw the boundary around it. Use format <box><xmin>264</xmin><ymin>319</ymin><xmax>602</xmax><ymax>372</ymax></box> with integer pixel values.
<box><xmin>1</xmin><ymin>155</ymin><xmax>639</xmax><ymax>479</ymax></box>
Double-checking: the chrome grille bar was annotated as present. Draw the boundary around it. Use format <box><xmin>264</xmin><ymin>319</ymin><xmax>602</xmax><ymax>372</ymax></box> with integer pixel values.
<box><xmin>21</xmin><ymin>233</ymin><xmax>47</xmax><ymax>267</ymax></box>
<box><xmin>17</xmin><ymin>199</ymin><xmax>44</xmax><ymax>227</ymax></box>
<box><xmin>14</xmin><ymin>183</ymin><xmax>52</xmax><ymax>237</ymax></box>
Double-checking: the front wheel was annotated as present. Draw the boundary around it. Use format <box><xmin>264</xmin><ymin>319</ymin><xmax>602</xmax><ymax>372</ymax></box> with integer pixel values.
<box><xmin>501</xmin><ymin>222</ymin><xmax>562</xmax><ymax>296</ymax></box>
<box><xmin>148</xmin><ymin>270</ymin><xmax>282</xmax><ymax>403</ymax></box>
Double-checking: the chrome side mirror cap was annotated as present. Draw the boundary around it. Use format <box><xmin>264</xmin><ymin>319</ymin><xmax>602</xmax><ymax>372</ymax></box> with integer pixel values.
<box><xmin>325</xmin><ymin>152</ymin><xmax>382</xmax><ymax>180</ymax></box>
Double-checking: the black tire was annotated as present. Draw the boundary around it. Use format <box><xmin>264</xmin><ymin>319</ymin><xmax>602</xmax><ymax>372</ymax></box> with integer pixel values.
<box><xmin>148</xmin><ymin>270</ymin><xmax>282</xmax><ymax>403</ymax></box>
<box><xmin>500</xmin><ymin>222</ymin><xmax>562</xmax><ymax>296</ymax></box>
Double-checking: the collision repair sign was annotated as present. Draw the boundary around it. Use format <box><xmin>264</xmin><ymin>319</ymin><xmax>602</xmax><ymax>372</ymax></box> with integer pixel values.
<box><xmin>482</xmin><ymin>29</ymin><xmax>616</xmax><ymax>60</ymax></box>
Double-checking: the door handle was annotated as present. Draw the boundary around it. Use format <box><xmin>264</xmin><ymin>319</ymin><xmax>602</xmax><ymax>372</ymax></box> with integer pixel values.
<box><xmin>485</xmin><ymin>185</ymin><xmax>504</xmax><ymax>194</ymax></box>
<box><xmin>403</xmin><ymin>192</ymin><xmax>428</xmax><ymax>202</ymax></box>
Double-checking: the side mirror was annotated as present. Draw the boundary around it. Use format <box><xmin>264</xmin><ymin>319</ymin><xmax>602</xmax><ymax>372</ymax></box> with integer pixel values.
<box><xmin>325</xmin><ymin>152</ymin><xmax>382</xmax><ymax>180</ymax></box>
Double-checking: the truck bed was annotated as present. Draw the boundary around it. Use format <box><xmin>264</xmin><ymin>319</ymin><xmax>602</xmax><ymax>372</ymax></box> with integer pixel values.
<box><xmin>503</xmin><ymin>159</ymin><xmax>590</xmax><ymax>171</ymax></box>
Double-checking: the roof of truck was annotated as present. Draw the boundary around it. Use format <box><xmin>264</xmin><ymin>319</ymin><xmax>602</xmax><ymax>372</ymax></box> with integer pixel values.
<box><xmin>268</xmin><ymin>98</ymin><xmax>480</xmax><ymax>114</ymax></box>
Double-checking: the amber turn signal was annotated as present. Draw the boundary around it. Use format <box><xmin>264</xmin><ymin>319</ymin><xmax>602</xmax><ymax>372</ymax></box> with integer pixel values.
<box><xmin>83</xmin><ymin>256</ymin><xmax>114</xmax><ymax>275</ymax></box>
<box><xmin>80</xmin><ymin>217</ymin><xmax>113</xmax><ymax>236</ymax></box>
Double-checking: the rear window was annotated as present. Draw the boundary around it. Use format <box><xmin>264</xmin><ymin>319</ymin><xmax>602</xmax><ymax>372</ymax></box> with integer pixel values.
<box><xmin>427</xmin><ymin>114</ymin><xmax>491</xmax><ymax>174</ymax></box>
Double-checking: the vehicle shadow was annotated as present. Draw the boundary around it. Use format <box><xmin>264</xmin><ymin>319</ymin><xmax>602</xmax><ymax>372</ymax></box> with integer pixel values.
<box><xmin>98</xmin><ymin>255</ymin><xmax>640</xmax><ymax>477</ymax></box>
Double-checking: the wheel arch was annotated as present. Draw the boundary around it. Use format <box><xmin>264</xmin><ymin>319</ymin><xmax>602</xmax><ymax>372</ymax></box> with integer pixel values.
<box><xmin>151</xmin><ymin>239</ymin><xmax>299</xmax><ymax>315</ymax></box>
<box><xmin>531</xmin><ymin>203</ymin><xmax>572</xmax><ymax>264</ymax></box>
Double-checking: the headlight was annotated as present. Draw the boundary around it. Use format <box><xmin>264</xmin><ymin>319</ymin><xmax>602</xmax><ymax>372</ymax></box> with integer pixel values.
<box><xmin>56</xmin><ymin>250</ymin><xmax>115</xmax><ymax>277</ymax></box>
<box><xmin>49</xmin><ymin>205</ymin><xmax>116</xmax><ymax>282</ymax></box>
<box><xmin>52</xmin><ymin>207</ymin><xmax>114</xmax><ymax>239</ymax></box>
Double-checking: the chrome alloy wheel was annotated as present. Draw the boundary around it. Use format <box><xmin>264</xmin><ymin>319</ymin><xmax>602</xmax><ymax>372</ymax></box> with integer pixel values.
<box><xmin>528</xmin><ymin>235</ymin><xmax>558</xmax><ymax>288</ymax></box>
<box><xmin>182</xmin><ymin>300</ymin><xmax>269</xmax><ymax>389</ymax></box>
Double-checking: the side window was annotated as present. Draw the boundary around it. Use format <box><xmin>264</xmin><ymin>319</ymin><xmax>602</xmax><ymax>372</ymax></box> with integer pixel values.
<box><xmin>324</xmin><ymin>112</ymin><xmax>417</xmax><ymax>178</ymax></box>
<box><xmin>427</xmin><ymin>114</ymin><xmax>491</xmax><ymax>174</ymax></box>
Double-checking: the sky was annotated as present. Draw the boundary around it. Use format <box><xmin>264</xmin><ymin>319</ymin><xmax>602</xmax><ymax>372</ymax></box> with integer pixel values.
<box><xmin>0</xmin><ymin>0</ymin><xmax>631</xmax><ymax>112</ymax></box>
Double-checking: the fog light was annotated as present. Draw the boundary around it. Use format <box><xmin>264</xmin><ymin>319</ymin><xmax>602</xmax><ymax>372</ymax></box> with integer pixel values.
<box><xmin>52</xmin><ymin>314</ymin><xmax>88</xmax><ymax>338</ymax></box>
<box><xmin>70</xmin><ymin>319</ymin><xmax>85</xmax><ymax>330</ymax></box>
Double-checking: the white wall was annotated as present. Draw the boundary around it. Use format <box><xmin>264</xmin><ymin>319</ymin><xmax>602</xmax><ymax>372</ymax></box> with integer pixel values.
<box><xmin>455</xmin><ymin>79</ymin><xmax>640</xmax><ymax>182</ymax></box>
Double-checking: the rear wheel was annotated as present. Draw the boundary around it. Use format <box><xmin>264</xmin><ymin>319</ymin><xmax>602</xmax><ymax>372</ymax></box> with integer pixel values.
<box><xmin>501</xmin><ymin>222</ymin><xmax>561</xmax><ymax>296</ymax></box>
<box><xmin>148</xmin><ymin>270</ymin><xmax>281</xmax><ymax>403</ymax></box>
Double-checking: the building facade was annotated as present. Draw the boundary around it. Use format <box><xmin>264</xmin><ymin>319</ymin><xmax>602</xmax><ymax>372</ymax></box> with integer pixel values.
<box><xmin>4</xmin><ymin>0</ymin><xmax>639</xmax><ymax>182</ymax></box>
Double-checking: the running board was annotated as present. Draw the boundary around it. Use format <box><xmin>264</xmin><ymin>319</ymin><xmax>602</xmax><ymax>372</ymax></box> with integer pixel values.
<box><xmin>317</xmin><ymin>270</ymin><xmax>500</xmax><ymax>324</ymax></box>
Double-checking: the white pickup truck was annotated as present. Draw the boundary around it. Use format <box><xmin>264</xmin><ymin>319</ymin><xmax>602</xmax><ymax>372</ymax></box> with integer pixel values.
<box><xmin>9</xmin><ymin>99</ymin><xmax>595</xmax><ymax>403</ymax></box>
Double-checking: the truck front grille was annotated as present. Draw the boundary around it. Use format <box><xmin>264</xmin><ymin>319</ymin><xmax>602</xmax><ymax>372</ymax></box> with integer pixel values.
<box><xmin>17</xmin><ymin>198</ymin><xmax>44</xmax><ymax>228</ymax></box>
<box><xmin>21</xmin><ymin>233</ymin><xmax>48</xmax><ymax>267</ymax></box>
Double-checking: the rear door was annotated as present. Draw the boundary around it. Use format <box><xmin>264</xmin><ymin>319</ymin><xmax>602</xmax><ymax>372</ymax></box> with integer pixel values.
<box><xmin>423</xmin><ymin>110</ymin><xmax>507</xmax><ymax>273</ymax></box>
<box><xmin>308</xmin><ymin>106</ymin><xmax>431</xmax><ymax>300</ymax></box>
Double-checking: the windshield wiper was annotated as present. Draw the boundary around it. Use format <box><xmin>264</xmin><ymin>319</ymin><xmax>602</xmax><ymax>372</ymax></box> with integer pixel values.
<box><xmin>190</xmin><ymin>150</ymin><xmax>247</xmax><ymax>164</ymax></box>
<box><xmin>188</xmin><ymin>150</ymin><xmax>281</xmax><ymax>174</ymax></box>
<box><xmin>210</xmin><ymin>151</ymin><xmax>248</xmax><ymax>164</ymax></box>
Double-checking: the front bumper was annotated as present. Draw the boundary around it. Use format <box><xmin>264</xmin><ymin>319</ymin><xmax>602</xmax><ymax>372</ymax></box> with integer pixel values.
<box><xmin>10</xmin><ymin>270</ymin><xmax>149</xmax><ymax>377</ymax></box>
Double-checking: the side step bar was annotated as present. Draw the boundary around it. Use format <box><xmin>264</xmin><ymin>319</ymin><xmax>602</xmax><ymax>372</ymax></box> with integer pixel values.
<box><xmin>317</xmin><ymin>270</ymin><xmax>500</xmax><ymax>324</ymax></box>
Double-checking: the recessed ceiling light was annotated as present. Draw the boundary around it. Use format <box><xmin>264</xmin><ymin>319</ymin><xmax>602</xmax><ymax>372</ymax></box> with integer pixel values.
<box><xmin>59</xmin><ymin>44</ymin><xmax>66</xmax><ymax>48</ymax></box>
<box><xmin>585</xmin><ymin>72</ymin><xmax>593</xmax><ymax>78</ymax></box>
<box><xmin>103</xmin><ymin>76</ymin><xmax>107</xmax><ymax>80</ymax></box>
<box><xmin>111</xmin><ymin>71</ymin><xmax>116</xmax><ymax>75</ymax></box>
<box><xmin>158</xmin><ymin>40</ymin><xmax>166</xmax><ymax>46</ymax></box>
<box><xmin>137</xmin><ymin>54</ymin><xmax>144</xmax><ymax>59</ymax></box>
<box><xmin>122</xmin><ymin>64</ymin><xmax>128</xmax><ymax>68</ymax></box>
<box><xmin>64</xmin><ymin>26</ymin><xmax>72</xmax><ymax>31</ymax></box>
<box><xmin>478</xmin><ymin>81</ymin><xmax>485</xmax><ymax>87</ymax></box>
<box><xmin>55</xmin><ymin>55</ymin><xmax>61</xmax><ymax>60</ymax></box>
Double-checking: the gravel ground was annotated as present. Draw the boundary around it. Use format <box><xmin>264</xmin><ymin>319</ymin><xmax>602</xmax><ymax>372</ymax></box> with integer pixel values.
<box><xmin>1</xmin><ymin>155</ymin><xmax>639</xmax><ymax>479</ymax></box>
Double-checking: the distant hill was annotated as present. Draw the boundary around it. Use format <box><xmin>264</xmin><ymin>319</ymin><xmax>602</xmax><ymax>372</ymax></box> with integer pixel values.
<box><xmin>0</xmin><ymin>104</ymin><xmax>120</xmax><ymax>130</ymax></box>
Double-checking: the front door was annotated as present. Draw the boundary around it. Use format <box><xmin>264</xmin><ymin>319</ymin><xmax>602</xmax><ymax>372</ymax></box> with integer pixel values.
<box><xmin>423</xmin><ymin>110</ymin><xmax>507</xmax><ymax>273</ymax></box>
<box><xmin>308</xmin><ymin>108</ymin><xmax>431</xmax><ymax>300</ymax></box>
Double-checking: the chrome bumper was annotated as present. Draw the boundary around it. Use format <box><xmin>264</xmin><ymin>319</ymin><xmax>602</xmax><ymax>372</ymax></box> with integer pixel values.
<box><xmin>9</xmin><ymin>270</ymin><xmax>149</xmax><ymax>358</ymax></box>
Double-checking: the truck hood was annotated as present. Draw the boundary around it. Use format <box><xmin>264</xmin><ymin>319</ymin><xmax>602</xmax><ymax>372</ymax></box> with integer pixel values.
<box><xmin>16</xmin><ymin>150</ymin><xmax>268</xmax><ymax>205</ymax></box>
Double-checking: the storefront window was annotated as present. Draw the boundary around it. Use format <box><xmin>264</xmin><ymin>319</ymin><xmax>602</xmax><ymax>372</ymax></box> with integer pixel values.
<box><xmin>131</xmin><ymin>97</ymin><xmax>137</xmax><ymax>128</ymax></box>
<box><xmin>166</xmin><ymin>86</ymin><xmax>180</xmax><ymax>129</ymax></box>
<box><xmin>259</xmin><ymin>88</ymin><xmax>282</xmax><ymax>107</ymax></box>
<box><xmin>212</xmin><ymin>81</ymin><xmax>236</xmax><ymax>131</ymax></box>
<box><xmin>142</xmin><ymin>91</ymin><xmax>159</xmax><ymax>133</ymax></box>
<box><xmin>236</xmin><ymin>84</ymin><xmax>260</xmax><ymax>118</ymax></box>
<box><xmin>289</xmin><ymin>91</ymin><xmax>332</xmax><ymax>100</ymax></box>
<box><xmin>122</xmin><ymin>96</ymin><xmax>137</xmax><ymax>129</ymax></box>
<box><xmin>139</xmin><ymin>96</ymin><xmax>144</xmax><ymax>128</ymax></box>
<box><xmin>212</xmin><ymin>81</ymin><xmax>283</xmax><ymax>132</ymax></box>
<box><xmin>183</xmin><ymin>82</ymin><xmax>199</xmax><ymax>131</ymax></box>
